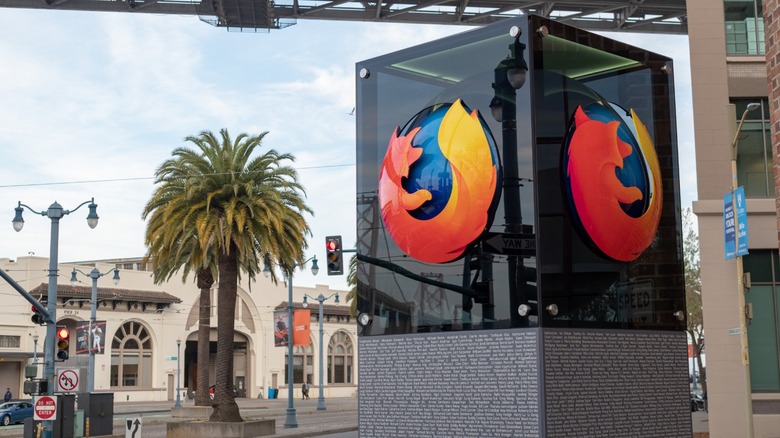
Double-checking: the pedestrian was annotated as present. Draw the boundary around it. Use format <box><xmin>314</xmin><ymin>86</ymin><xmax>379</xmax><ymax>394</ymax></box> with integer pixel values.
<box><xmin>4</xmin><ymin>388</ymin><xmax>11</xmax><ymax>402</ymax></box>
<box><xmin>302</xmin><ymin>382</ymin><xmax>309</xmax><ymax>400</ymax></box>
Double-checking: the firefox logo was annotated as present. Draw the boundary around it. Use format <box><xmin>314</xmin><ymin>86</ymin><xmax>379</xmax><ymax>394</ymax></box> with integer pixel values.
<box><xmin>378</xmin><ymin>99</ymin><xmax>501</xmax><ymax>264</ymax></box>
<box><xmin>563</xmin><ymin>102</ymin><xmax>663</xmax><ymax>262</ymax></box>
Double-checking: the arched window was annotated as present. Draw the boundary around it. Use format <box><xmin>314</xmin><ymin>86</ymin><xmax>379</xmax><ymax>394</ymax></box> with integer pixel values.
<box><xmin>111</xmin><ymin>321</ymin><xmax>153</xmax><ymax>388</ymax></box>
<box><xmin>285</xmin><ymin>341</ymin><xmax>314</xmax><ymax>385</ymax></box>
<box><xmin>327</xmin><ymin>331</ymin><xmax>353</xmax><ymax>384</ymax></box>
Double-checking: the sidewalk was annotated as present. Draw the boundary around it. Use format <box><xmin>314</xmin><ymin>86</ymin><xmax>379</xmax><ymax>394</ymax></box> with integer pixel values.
<box><xmin>0</xmin><ymin>397</ymin><xmax>358</xmax><ymax>438</ymax></box>
<box><xmin>0</xmin><ymin>397</ymin><xmax>708</xmax><ymax>437</ymax></box>
<box><xmin>114</xmin><ymin>397</ymin><xmax>359</xmax><ymax>438</ymax></box>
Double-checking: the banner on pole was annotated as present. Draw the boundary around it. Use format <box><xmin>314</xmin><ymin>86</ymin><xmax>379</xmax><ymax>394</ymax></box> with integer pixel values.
<box><xmin>76</xmin><ymin>320</ymin><xmax>106</xmax><ymax>355</ymax></box>
<box><xmin>273</xmin><ymin>311</ymin><xmax>289</xmax><ymax>347</ymax></box>
<box><xmin>293</xmin><ymin>310</ymin><xmax>311</xmax><ymax>346</ymax></box>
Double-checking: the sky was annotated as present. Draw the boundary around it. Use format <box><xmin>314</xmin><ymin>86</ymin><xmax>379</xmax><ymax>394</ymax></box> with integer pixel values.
<box><xmin>0</xmin><ymin>9</ymin><xmax>694</xmax><ymax>291</ymax></box>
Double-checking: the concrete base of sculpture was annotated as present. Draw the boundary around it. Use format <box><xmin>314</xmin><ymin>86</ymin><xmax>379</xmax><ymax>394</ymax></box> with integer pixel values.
<box><xmin>170</xmin><ymin>406</ymin><xmax>212</xmax><ymax>418</ymax></box>
<box><xmin>167</xmin><ymin>419</ymin><xmax>275</xmax><ymax>438</ymax></box>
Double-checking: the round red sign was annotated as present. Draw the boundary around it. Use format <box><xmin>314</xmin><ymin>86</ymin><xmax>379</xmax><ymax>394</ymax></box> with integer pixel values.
<box><xmin>34</xmin><ymin>396</ymin><xmax>57</xmax><ymax>421</ymax></box>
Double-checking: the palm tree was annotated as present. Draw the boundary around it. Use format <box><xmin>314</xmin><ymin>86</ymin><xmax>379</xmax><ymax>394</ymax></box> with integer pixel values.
<box><xmin>143</xmin><ymin>192</ymin><xmax>217</xmax><ymax>407</ymax></box>
<box><xmin>345</xmin><ymin>254</ymin><xmax>357</xmax><ymax>317</ymax></box>
<box><xmin>144</xmin><ymin>128</ymin><xmax>312</xmax><ymax>422</ymax></box>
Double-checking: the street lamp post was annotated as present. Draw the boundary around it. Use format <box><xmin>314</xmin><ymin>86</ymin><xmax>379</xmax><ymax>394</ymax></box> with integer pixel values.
<box><xmin>13</xmin><ymin>198</ymin><xmax>98</xmax><ymax>438</ymax></box>
<box><xmin>730</xmin><ymin>101</ymin><xmax>760</xmax><ymax>438</ymax></box>
<box><xmin>33</xmin><ymin>334</ymin><xmax>39</xmax><ymax>364</ymax></box>
<box><xmin>302</xmin><ymin>292</ymin><xmax>339</xmax><ymax>411</ymax></box>
<box><xmin>264</xmin><ymin>256</ymin><xmax>319</xmax><ymax>428</ymax></box>
<box><xmin>490</xmin><ymin>25</ymin><xmax>529</xmax><ymax>327</ymax></box>
<box><xmin>175</xmin><ymin>339</ymin><xmax>182</xmax><ymax>408</ymax></box>
<box><xmin>70</xmin><ymin>267</ymin><xmax>119</xmax><ymax>393</ymax></box>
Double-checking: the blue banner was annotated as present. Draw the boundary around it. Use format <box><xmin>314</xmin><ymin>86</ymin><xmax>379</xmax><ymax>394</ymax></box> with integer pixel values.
<box><xmin>724</xmin><ymin>186</ymin><xmax>748</xmax><ymax>260</ymax></box>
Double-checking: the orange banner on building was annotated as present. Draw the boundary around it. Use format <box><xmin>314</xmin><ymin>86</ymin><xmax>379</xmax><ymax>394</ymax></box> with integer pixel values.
<box><xmin>293</xmin><ymin>309</ymin><xmax>311</xmax><ymax>346</ymax></box>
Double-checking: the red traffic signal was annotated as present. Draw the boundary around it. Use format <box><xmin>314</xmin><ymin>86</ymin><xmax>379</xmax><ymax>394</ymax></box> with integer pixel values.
<box><xmin>56</xmin><ymin>327</ymin><xmax>70</xmax><ymax>361</ymax></box>
<box><xmin>31</xmin><ymin>303</ymin><xmax>46</xmax><ymax>325</ymax></box>
<box><xmin>325</xmin><ymin>235</ymin><xmax>343</xmax><ymax>276</ymax></box>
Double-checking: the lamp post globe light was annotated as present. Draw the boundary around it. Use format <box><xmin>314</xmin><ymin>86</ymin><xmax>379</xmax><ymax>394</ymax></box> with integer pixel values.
<box><xmin>263</xmin><ymin>255</ymin><xmax>319</xmax><ymax>429</ymax></box>
<box><xmin>302</xmin><ymin>292</ymin><xmax>340</xmax><ymax>411</ymax></box>
<box><xmin>12</xmin><ymin>198</ymin><xmax>98</xmax><ymax>438</ymax></box>
<box><xmin>70</xmin><ymin>266</ymin><xmax>119</xmax><ymax>393</ymax></box>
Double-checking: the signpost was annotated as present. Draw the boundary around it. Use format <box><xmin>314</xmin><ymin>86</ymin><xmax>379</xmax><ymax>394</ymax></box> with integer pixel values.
<box><xmin>482</xmin><ymin>232</ymin><xmax>535</xmax><ymax>257</ymax></box>
<box><xmin>125</xmin><ymin>417</ymin><xmax>142</xmax><ymax>438</ymax></box>
<box><xmin>34</xmin><ymin>395</ymin><xmax>57</xmax><ymax>421</ymax></box>
<box><xmin>57</xmin><ymin>369</ymin><xmax>79</xmax><ymax>392</ymax></box>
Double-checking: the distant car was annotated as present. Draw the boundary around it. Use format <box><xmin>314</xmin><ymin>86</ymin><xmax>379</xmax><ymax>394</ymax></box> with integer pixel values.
<box><xmin>691</xmin><ymin>393</ymin><xmax>705</xmax><ymax>412</ymax></box>
<box><xmin>0</xmin><ymin>401</ymin><xmax>34</xmax><ymax>426</ymax></box>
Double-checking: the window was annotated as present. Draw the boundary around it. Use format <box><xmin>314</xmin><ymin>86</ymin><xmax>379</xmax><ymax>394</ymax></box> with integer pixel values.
<box><xmin>110</xmin><ymin>321</ymin><xmax>153</xmax><ymax>388</ymax></box>
<box><xmin>725</xmin><ymin>0</ymin><xmax>765</xmax><ymax>55</ymax></box>
<box><xmin>732</xmin><ymin>98</ymin><xmax>773</xmax><ymax>198</ymax></box>
<box><xmin>285</xmin><ymin>342</ymin><xmax>313</xmax><ymax>385</ymax></box>
<box><xmin>0</xmin><ymin>335</ymin><xmax>20</xmax><ymax>348</ymax></box>
<box><xmin>743</xmin><ymin>250</ymin><xmax>780</xmax><ymax>391</ymax></box>
<box><xmin>328</xmin><ymin>331</ymin><xmax>353</xmax><ymax>384</ymax></box>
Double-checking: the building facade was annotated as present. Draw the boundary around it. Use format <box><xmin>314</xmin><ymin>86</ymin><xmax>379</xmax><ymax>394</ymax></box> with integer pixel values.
<box><xmin>0</xmin><ymin>255</ymin><xmax>355</xmax><ymax>403</ymax></box>
<box><xmin>688</xmin><ymin>0</ymin><xmax>780</xmax><ymax>436</ymax></box>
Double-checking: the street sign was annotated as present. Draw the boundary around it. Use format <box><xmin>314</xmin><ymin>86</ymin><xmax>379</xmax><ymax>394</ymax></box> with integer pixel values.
<box><xmin>34</xmin><ymin>395</ymin><xmax>57</xmax><ymax>421</ymax></box>
<box><xmin>125</xmin><ymin>417</ymin><xmax>143</xmax><ymax>438</ymax></box>
<box><xmin>57</xmin><ymin>369</ymin><xmax>79</xmax><ymax>392</ymax></box>
<box><xmin>482</xmin><ymin>232</ymin><xmax>535</xmax><ymax>256</ymax></box>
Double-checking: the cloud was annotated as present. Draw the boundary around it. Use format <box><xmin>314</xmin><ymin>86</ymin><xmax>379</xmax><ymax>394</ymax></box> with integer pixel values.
<box><xmin>0</xmin><ymin>12</ymin><xmax>696</xmax><ymax>291</ymax></box>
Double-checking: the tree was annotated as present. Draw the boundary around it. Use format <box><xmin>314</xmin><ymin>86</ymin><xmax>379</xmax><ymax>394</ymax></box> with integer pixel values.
<box><xmin>345</xmin><ymin>254</ymin><xmax>357</xmax><ymax>317</ymax></box>
<box><xmin>683</xmin><ymin>207</ymin><xmax>706</xmax><ymax>393</ymax></box>
<box><xmin>143</xmin><ymin>188</ymin><xmax>217</xmax><ymax>407</ymax></box>
<box><xmin>144</xmin><ymin>129</ymin><xmax>312</xmax><ymax>422</ymax></box>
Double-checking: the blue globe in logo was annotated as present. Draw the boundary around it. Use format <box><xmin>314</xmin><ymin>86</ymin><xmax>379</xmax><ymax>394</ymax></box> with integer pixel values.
<box><xmin>398</xmin><ymin>102</ymin><xmax>499</xmax><ymax>220</ymax></box>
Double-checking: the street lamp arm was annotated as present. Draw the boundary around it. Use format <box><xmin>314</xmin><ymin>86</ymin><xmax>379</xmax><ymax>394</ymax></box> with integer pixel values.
<box><xmin>63</xmin><ymin>198</ymin><xmax>96</xmax><ymax>215</ymax></box>
<box><xmin>731</xmin><ymin>103</ymin><xmax>761</xmax><ymax>160</ymax></box>
<box><xmin>71</xmin><ymin>267</ymin><xmax>119</xmax><ymax>285</ymax></box>
<box><xmin>15</xmin><ymin>202</ymin><xmax>48</xmax><ymax>216</ymax></box>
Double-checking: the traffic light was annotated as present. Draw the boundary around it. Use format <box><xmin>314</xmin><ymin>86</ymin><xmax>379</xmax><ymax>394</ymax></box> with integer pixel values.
<box><xmin>56</xmin><ymin>327</ymin><xmax>70</xmax><ymax>361</ymax></box>
<box><xmin>31</xmin><ymin>304</ymin><xmax>45</xmax><ymax>325</ymax></box>
<box><xmin>326</xmin><ymin>235</ymin><xmax>343</xmax><ymax>275</ymax></box>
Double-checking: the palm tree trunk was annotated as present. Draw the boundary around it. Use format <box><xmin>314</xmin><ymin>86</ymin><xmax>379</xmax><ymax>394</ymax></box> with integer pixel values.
<box><xmin>210</xmin><ymin>249</ymin><xmax>243</xmax><ymax>422</ymax></box>
<box><xmin>195</xmin><ymin>268</ymin><xmax>213</xmax><ymax>407</ymax></box>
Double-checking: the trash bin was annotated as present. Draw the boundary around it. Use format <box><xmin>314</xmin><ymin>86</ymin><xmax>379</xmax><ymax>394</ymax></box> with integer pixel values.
<box><xmin>267</xmin><ymin>388</ymin><xmax>276</xmax><ymax>399</ymax></box>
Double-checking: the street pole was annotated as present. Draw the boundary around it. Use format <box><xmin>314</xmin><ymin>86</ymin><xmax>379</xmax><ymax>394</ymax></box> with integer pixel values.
<box><xmin>303</xmin><ymin>292</ymin><xmax>339</xmax><ymax>411</ymax></box>
<box><xmin>264</xmin><ymin>255</ymin><xmax>318</xmax><ymax>429</ymax></box>
<box><xmin>13</xmin><ymin>198</ymin><xmax>98</xmax><ymax>438</ymax></box>
<box><xmin>285</xmin><ymin>273</ymin><xmax>297</xmax><ymax>427</ymax></box>
<box><xmin>491</xmin><ymin>25</ymin><xmax>529</xmax><ymax>327</ymax></box>
<box><xmin>88</xmin><ymin>273</ymin><xmax>97</xmax><ymax>393</ymax></box>
<box><xmin>730</xmin><ymin>102</ymin><xmax>760</xmax><ymax>438</ymax></box>
<box><xmin>72</xmin><ymin>267</ymin><xmax>118</xmax><ymax>393</ymax></box>
<box><xmin>317</xmin><ymin>296</ymin><xmax>325</xmax><ymax>411</ymax></box>
<box><xmin>175</xmin><ymin>339</ymin><xmax>182</xmax><ymax>408</ymax></box>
